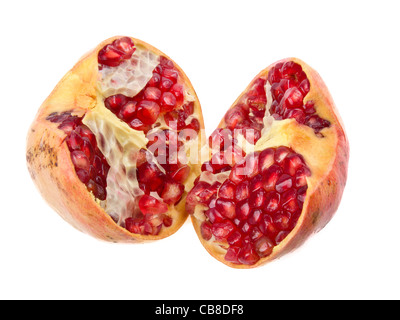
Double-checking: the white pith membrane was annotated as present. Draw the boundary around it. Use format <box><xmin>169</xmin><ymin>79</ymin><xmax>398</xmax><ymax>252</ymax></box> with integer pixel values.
<box><xmin>81</xmin><ymin>44</ymin><xmax>198</xmax><ymax>229</ymax></box>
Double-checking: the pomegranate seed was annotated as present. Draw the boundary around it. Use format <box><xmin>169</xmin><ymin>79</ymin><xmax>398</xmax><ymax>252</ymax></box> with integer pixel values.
<box><xmin>143</xmin><ymin>87</ymin><xmax>162</xmax><ymax>102</ymax></box>
<box><xmin>235</xmin><ymin>180</ymin><xmax>250</xmax><ymax>202</ymax></box>
<box><xmin>185</xmin><ymin>118</ymin><xmax>200</xmax><ymax>132</ymax></box>
<box><xmin>98</xmin><ymin>37</ymin><xmax>135</xmax><ymax>67</ymax></box>
<box><xmin>281</xmin><ymin>189</ymin><xmax>299</xmax><ymax>213</ymax></box>
<box><xmin>209</xmin><ymin>128</ymin><xmax>233</xmax><ymax>150</ymax></box>
<box><xmin>227</xmin><ymin>230</ymin><xmax>243</xmax><ymax>246</ymax></box>
<box><xmin>170</xmin><ymin>83</ymin><xmax>184</xmax><ymax>104</ymax></box>
<box><xmin>299</xmin><ymin>78</ymin><xmax>310</xmax><ymax>96</ymax></box>
<box><xmin>229</xmin><ymin>163</ymin><xmax>246</xmax><ymax>184</ymax></box>
<box><xmin>281</xmin><ymin>87</ymin><xmax>303</xmax><ymax>109</ymax></box>
<box><xmin>275</xmin><ymin>231</ymin><xmax>290</xmax><ymax>244</ymax></box>
<box><xmin>240</xmin><ymin>221</ymin><xmax>251</xmax><ymax>234</ymax></box>
<box><xmin>275</xmin><ymin>174</ymin><xmax>293</xmax><ymax>193</ymax></box>
<box><xmin>235</xmin><ymin>200</ymin><xmax>251</xmax><ymax>220</ymax></box>
<box><xmin>139</xmin><ymin>195</ymin><xmax>168</xmax><ymax>215</ymax></box>
<box><xmin>201</xmin><ymin>221</ymin><xmax>213</xmax><ymax>241</ymax></box>
<box><xmin>238</xmin><ymin>243</ymin><xmax>260</xmax><ymax>265</ymax></box>
<box><xmin>265</xmin><ymin>191</ymin><xmax>281</xmax><ymax>214</ymax></box>
<box><xmin>305</xmin><ymin>115</ymin><xmax>331</xmax><ymax>131</ymax></box>
<box><xmin>159</xmin><ymin>57</ymin><xmax>174</xmax><ymax>69</ymax></box>
<box><xmin>202</xmin><ymin>152</ymin><xmax>229</xmax><ymax>174</ymax></box>
<box><xmin>125</xmin><ymin>218</ymin><xmax>144</xmax><ymax>235</ymax></box>
<box><xmin>249</xmin><ymin>174</ymin><xmax>263</xmax><ymax>192</ymax></box>
<box><xmin>113</xmin><ymin>37</ymin><xmax>136</xmax><ymax>59</ymax></box>
<box><xmin>224</xmin><ymin>106</ymin><xmax>246</xmax><ymax>130</ymax></box>
<box><xmin>262</xmin><ymin>164</ymin><xmax>283</xmax><ymax>191</ymax></box>
<box><xmin>250</xmin><ymin>226</ymin><xmax>263</xmax><ymax>242</ymax></box>
<box><xmin>87</xmin><ymin>179</ymin><xmax>106</xmax><ymax>200</ymax></box>
<box><xmin>273</xmin><ymin>212</ymin><xmax>291</xmax><ymax>230</ymax></box>
<box><xmin>248</xmin><ymin>209</ymin><xmax>263</xmax><ymax>225</ymax></box>
<box><xmin>258</xmin><ymin>213</ymin><xmax>275</xmax><ymax>236</ymax></box>
<box><xmin>98</xmin><ymin>46</ymin><xmax>123</xmax><ymax>67</ymax></box>
<box><xmin>182</xmin><ymin>101</ymin><xmax>194</xmax><ymax>116</ymax></box>
<box><xmin>186</xmin><ymin>181</ymin><xmax>211</xmax><ymax>213</ymax></box>
<box><xmin>144</xmin><ymin>212</ymin><xmax>165</xmax><ymax>227</ymax></box>
<box><xmin>254</xmin><ymin>236</ymin><xmax>274</xmax><ymax>258</ymax></box>
<box><xmin>205</xmin><ymin>207</ymin><xmax>225</xmax><ymax>224</ymax></box>
<box><xmin>76</xmin><ymin>169</ymin><xmax>89</xmax><ymax>184</ymax></box>
<box><xmin>170</xmin><ymin>165</ymin><xmax>190</xmax><ymax>183</ymax></box>
<box><xmin>136</xmin><ymin>100</ymin><xmax>160</xmax><ymax>125</ymax></box>
<box><xmin>58</xmin><ymin>120</ymin><xmax>78</xmax><ymax>134</ymax></box>
<box><xmin>281</xmin><ymin>61</ymin><xmax>303</xmax><ymax>81</ymax></box>
<box><xmin>104</xmin><ymin>94</ymin><xmax>128</xmax><ymax>113</ymax></box>
<box><xmin>160</xmin><ymin>179</ymin><xmax>184</xmax><ymax>205</ymax></box>
<box><xmin>258</xmin><ymin>148</ymin><xmax>275</xmax><ymax>173</ymax></box>
<box><xmin>66</xmin><ymin>131</ymin><xmax>83</xmax><ymax>151</ymax></box>
<box><xmin>218</xmin><ymin>180</ymin><xmax>236</xmax><ymax>200</ymax></box>
<box><xmin>271</xmin><ymin>82</ymin><xmax>284</xmax><ymax>102</ymax></box>
<box><xmin>137</xmin><ymin>162</ymin><xmax>165</xmax><ymax>192</ymax></box>
<box><xmin>279</xmin><ymin>79</ymin><xmax>297</xmax><ymax>91</ymax></box>
<box><xmin>160</xmin><ymin>92</ymin><xmax>177</xmax><ymax>112</ymax></box>
<box><xmin>283</xmin><ymin>154</ymin><xmax>305</xmax><ymax>176</ymax></box>
<box><xmin>163</xmin><ymin>216</ymin><xmax>173</xmax><ymax>227</ymax></box>
<box><xmin>285</xmin><ymin>108</ymin><xmax>306</xmax><ymax>123</ymax></box>
<box><xmin>159</xmin><ymin>77</ymin><xmax>174</xmax><ymax>91</ymax></box>
<box><xmin>225</xmin><ymin>246</ymin><xmax>241</xmax><ymax>264</ymax></box>
<box><xmin>249</xmin><ymin>188</ymin><xmax>268</xmax><ymax>208</ymax></box>
<box><xmin>212</xmin><ymin>220</ymin><xmax>236</xmax><ymax>241</ymax></box>
<box><xmin>130</xmin><ymin>118</ymin><xmax>149</xmax><ymax>131</ymax></box>
<box><xmin>81</xmin><ymin>140</ymin><xmax>95</xmax><ymax>162</ymax></box>
<box><xmin>274</xmin><ymin>146</ymin><xmax>291</xmax><ymax>164</ymax></box>
<box><xmin>164</xmin><ymin>110</ymin><xmax>186</xmax><ymax>130</ymax></box>
<box><xmin>198</xmin><ymin>182</ymin><xmax>220</xmax><ymax>205</ymax></box>
<box><xmin>74</xmin><ymin>125</ymin><xmax>95</xmax><ymax>145</ymax></box>
<box><xmin>215</xmin><ymin>198</ymin><xmax>236</xmax><ymax>219</ymax></box>
<box><xmin>162</xmin><ymin>68</ymin><xmax>179</xmax><ymax>82</ymax></box>
<box><xmin>297</xmin><ymin>186</ymin><xmax>308</xmax><ymax>203</ymax></box>
<box><xmin>304</xmin><ymin>100</ymin><xmax>316</xmax><ymax>114</ymax></box>
<box><xmin>148</xmin><ymin>72</ymin><xmax>161</xmax><ymax>87</ymax></box>
<box><xmin>268</xmin><ymin>63</ymin><xmax>283</xmax><ymax>83</ymax></box>
<box><xmin>71</xmin><ymin>151</ymin><xmax>90</xmax><ymax>171</ymax></box>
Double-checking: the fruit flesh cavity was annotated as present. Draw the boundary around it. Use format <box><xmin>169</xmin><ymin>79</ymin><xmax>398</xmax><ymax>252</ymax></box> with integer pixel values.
<box><xmin>187</xmin><ymin>58</ymin><xmax>348</xmax><ymax>267</ymax></box>
<box><xmin>28</xmin><ymin>37</ymin><xmax>203</xmax><ymax>240</ymax></box>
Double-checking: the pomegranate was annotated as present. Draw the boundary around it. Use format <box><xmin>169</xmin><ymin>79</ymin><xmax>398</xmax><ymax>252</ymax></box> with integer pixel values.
<box><xmin>187</xmin><ymin>58</ymin><xmax>349</xmax><ymax>268</ymax></box>
<box><xmin>26</xmin><ymin>36</ymin><xmax>205</xmax><ymax>241</ymax></box>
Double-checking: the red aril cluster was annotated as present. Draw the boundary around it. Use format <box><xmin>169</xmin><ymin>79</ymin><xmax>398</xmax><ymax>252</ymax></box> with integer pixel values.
<box><xmin>103</xmin><ymin>57</ymin><xmax>198</xmax><ymax>134</ymax></box>
<box><xmin>46</xmin><ymin>112</ymin><xmax>110</xmax><ymax>200</ymax></box>
<box><xmin>223</xmin><ymin>78</ymin><xmax>267</xmax><ymax>144</ymax></box>
<box><xmin>268</xmin><ymin>61</ymin><xmax>330</xmax><ymax>133</ymax></box>
<box><xmin>187</xmin><ymin>147</ymin><xmax>311</xmax><ymax>265</ymax></box>
<box><xmin>98</xmin><ymin>37</ymin><xmax>136</xmax><ymax>68</ymax></box>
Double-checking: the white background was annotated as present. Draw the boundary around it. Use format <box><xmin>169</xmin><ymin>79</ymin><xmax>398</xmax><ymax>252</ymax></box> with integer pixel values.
<box><xmin>1</xmin><ymin>0</ymin><xmax>399</xmax><ymax>300</ymax></box>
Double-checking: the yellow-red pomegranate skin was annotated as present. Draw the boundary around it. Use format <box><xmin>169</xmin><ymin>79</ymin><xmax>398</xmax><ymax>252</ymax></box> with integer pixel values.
<box><xmin>189</xmin><ymin>58</ymin><xmax>349</xmax><ymax>268</ymax></box>
<box><xmin>26</xmin><ymin>36</ymin><xmax>204</xmax><ymax>242</ymax></box>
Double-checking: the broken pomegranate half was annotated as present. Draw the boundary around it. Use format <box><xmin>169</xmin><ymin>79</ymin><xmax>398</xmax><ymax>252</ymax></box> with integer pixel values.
<box><xmin>26</xmin><ymin>36</ymin><xmax>204</xmax><ymax>241</ymax></box>
<box><xmin>187</xmin><ymin>58</ymin><xmax>349</xmax><ymax>268</ymax></box>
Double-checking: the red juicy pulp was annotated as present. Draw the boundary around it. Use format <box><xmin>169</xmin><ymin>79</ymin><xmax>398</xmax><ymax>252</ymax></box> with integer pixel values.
<box><xmin>268</xmin><ymin>61</ymin><xmax>330</xmax><ymax>133</ymax></box>
<box><xmin>98</xmin><ymin>37</ymin><xmax>136</xmax><ymax>68</ymax></box>
<box><xmin>189</xmin><ymin>147</ymin><xmax>311</xmax><ymax>265</ymax></box>
<box><xmin>222</xmin><ymin>61</ymin><xmax>331</xmax><ymax>148</ymax></box>
<box><xmin>46</xmin><ymin>112</ymin><xmax>110</xmax><ymax>201</ymax></box>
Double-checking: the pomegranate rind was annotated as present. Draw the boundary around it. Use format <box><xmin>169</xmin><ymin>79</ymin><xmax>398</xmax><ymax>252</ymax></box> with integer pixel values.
<box><xmin>26</xmin><ymin>36</ymin><xmax>204</xmax><ymax>242</ymax></box>
<box><xmin>190</xmin><ymin>58</ymin><xmax>349</xmax><ymax>268</ymax></box>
